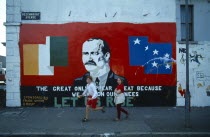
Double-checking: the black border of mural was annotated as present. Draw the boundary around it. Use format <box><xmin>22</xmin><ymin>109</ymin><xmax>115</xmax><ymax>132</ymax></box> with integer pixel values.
<box><xmin>21</xmin><ymin>86</ymin><xmax>176</xmax><ymax>107</ymax></box>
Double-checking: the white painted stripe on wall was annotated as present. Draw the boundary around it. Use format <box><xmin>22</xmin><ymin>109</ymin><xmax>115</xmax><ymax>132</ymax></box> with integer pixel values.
<box><xmin>19</xmin><ymin>0</ymin><xmax>176</xmax><ymax>24</ymax></box>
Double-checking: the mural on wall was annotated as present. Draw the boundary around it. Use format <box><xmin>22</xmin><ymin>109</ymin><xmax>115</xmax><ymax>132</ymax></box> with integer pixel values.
<box><xmin>20</xmin><ymin>22</ymin><xmax>176</xmax><ymax>107</ymax></box>
<box><xmin>179</xmin><ymin>48</ymin><xmax>186</xmax><ymax>65</ymax></box>
<box><xmin>177</xmin><ymin>43</ymin><xmax>210</xmax><ymax>106</ymax></box>
<box><xmin>178</xmin><ymin>84</ymin><xmax>185</xmax><ymax>97</ymax></box>
<box><xmin>190</xmin><ymin>51</ymin><xmax>204</xmax><ymax>66</ymax></box>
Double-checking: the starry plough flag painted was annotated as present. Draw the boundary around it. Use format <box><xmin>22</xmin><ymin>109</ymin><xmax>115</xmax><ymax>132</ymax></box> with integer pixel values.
<box><xmin>23</xmin><ymin>36</ymin><xmax>68</xmax><ymax>75</ymax></box>
<box><xmin>129</xmin><ymin>36</ymin><xmax>173</xmax><ymax>74</ymax></box>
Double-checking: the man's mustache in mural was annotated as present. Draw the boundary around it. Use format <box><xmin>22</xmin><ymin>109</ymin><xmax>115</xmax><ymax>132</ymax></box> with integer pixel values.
<box><xmin>84</xmin><ymin>56</ymin><xmax>106</xmax><ymax>66</ymax></box>
<box><xmin>85</xmin><ymin>60</ymin><xmax>96</xmax><ymax>66</ymax></box>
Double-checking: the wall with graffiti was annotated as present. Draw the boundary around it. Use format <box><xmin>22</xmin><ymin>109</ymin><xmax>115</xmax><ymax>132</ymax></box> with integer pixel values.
<box><xmin>177</xmin><ymin>42</ymin><xmax>210</xmax><ymax>106</ymax></box>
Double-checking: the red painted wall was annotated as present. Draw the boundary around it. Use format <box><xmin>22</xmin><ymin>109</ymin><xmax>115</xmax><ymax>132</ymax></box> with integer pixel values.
<box><xmin>19</xmin><ymin>22</ymin><xmax>176</xmax><ymax>86</ymax></box>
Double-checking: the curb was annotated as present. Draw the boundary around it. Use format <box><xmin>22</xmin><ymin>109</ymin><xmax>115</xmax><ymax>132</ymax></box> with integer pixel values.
<box><xmin>0</xmin><ymin>132</ymin><xmax>210</xmax><ymax>137</ymax></box>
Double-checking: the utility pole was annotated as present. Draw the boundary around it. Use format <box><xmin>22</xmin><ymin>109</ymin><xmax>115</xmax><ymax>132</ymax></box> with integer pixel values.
<box><xmin>185</xmin><ymin>0</ymin><xmax>191</xmax><ymax>128</ymax></box>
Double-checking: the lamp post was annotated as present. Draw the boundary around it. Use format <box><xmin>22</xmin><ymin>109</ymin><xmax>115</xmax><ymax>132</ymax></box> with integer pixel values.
<box><xmin>185</xmin><ymin>0</ymin><xmax>191</xmax><ymax>128</ymax></box>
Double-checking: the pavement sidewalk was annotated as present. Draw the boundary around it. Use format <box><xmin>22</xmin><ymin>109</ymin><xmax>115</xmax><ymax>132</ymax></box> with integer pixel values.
<box><xmin>0</xmin><ymin>107</ymin><xmax>210</xmax><ymax>137</ymax></box>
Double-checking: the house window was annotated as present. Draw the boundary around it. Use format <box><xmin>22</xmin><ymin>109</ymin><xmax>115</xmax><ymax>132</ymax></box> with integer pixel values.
<box><xmin>180</xmin><ymin>5</ymin><xmax>193</xmax><ymax>41</ymax></box>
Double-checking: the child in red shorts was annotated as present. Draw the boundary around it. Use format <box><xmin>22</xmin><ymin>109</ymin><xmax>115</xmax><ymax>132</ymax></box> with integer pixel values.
<box><xmin>78</xmin><ymin>76</ymin><xmax>105</xmax><ymax>122</ymax></box>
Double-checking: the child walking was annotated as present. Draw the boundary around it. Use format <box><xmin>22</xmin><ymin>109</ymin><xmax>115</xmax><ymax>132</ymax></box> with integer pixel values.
<box><xmin>114</xmin><ymin>78</ymin><xmax>129</xmax><ymax>121</ymax></box>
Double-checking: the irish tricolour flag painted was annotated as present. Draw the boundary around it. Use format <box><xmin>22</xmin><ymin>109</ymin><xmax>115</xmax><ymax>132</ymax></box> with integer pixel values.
<box><xmin>23</xmin><ymin>36</ymin><xmax>68</xmax><ymax>75</ymax></box>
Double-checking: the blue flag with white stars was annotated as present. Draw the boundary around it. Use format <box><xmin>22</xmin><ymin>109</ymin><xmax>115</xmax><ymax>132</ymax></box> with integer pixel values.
<box><xmin>128</xmin><ymin>36</ymin><xmax>174</xmax><ymax>74</ymax></box>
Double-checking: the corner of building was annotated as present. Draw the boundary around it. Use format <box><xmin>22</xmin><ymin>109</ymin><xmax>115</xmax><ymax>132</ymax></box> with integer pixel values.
<box><xmin>5</xmin><ymin>0</ymin><xmax>21</xmax><ymax>107</ymax></box>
